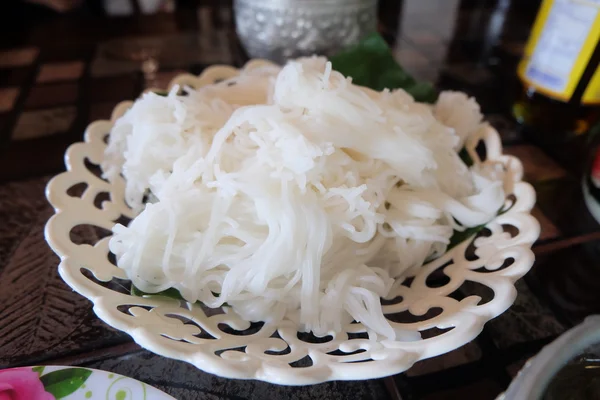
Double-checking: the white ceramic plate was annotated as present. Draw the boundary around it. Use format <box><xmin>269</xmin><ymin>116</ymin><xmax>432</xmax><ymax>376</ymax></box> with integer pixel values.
<box><xmin>44</xmin><ymin>60</ymin><xmax>540</xmax><ymax>385</ymax></box>
<box><xmin>0</xmin><ymin>365</ymin><xmax>174</xmax><ymax>400</ymax></box>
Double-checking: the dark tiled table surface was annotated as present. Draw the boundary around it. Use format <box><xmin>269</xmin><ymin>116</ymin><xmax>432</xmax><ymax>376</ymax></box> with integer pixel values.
<box><xmin>1</xmin><ymin>0</ymin><xmax>599</xmax><ymax>399</ymax></box>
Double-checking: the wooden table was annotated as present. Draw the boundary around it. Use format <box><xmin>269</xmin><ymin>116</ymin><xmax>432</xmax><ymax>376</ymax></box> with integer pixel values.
<box><xmin>0</xmin><ymin>1</ymin><xmax>598</xmax><ymax>398</ymax></box>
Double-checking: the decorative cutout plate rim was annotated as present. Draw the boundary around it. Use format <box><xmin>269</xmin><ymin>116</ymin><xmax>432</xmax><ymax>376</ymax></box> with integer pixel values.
<box><xmin>44</xmin><ymin>59</ymin><xmax>540</xmax><ymax>385</ymax></box>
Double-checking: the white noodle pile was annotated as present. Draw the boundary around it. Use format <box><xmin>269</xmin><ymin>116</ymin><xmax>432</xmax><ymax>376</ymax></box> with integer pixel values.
<box><xmin>434</xmin><ymin>91</ymin><xmax>483</xmax><ymax>150</ymax></box>
<box><xmin>103</xmin><ymin>57</ymin><xmax>505</xmax><ymax>340</ymax></box>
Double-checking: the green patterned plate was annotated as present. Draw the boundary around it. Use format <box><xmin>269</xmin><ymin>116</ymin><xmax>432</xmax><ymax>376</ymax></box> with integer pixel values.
<box><xmin>0</xmin><ymin>365</ymin><xmax>175</xmax><ymax>400</ymax></box>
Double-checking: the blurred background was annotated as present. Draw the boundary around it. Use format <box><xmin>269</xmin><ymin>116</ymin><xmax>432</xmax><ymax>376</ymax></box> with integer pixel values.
<box><xmin>0</xmin><ymin>0</ymin><xmax>552</xmax><ymax>180</ymax></box>
<box><xmin>2</xmin><ymin>0</ymin><xmax>600</xmax><ymax>399</ymax></box>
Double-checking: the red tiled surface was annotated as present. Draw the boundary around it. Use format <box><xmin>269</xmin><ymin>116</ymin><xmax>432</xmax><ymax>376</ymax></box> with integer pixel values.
<box><xmin>0</xmin><ymin>87</ymin><xmax>20</xmax><ymax>112</ymax></box>
<box><xmin>0</xmin><ymin>47</ymin><xmax>39</xmax><ymax>68</ymax></box>
<box><xmin>24</xmin><ymin>82</ymin><xmax>79</xmax><ymax>109</ymax></box>
<box><xmin>37</xmin><ymin>61</ymin><xmax>85</xmax><ymax>83</ymax></box>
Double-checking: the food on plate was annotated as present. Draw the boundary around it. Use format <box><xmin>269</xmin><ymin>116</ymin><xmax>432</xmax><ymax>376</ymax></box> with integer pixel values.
<box><xmin>102</xmin><ymin>57</ymin><xmax>505</xmax><ymax>340</ymax></box>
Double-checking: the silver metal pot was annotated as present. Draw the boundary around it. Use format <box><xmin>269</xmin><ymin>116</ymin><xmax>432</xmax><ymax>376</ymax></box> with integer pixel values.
<box><xmin>234</xmin><ymin>0</ymin><xmax>378</xmax><ymax>63</ymax></box>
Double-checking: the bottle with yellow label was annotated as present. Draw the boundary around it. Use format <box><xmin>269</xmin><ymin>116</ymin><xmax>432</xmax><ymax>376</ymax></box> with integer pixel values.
<box><xmin>513</xmin><ymin>0</ymin><xmax>600</xmax><ymax>142</ymax></box>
